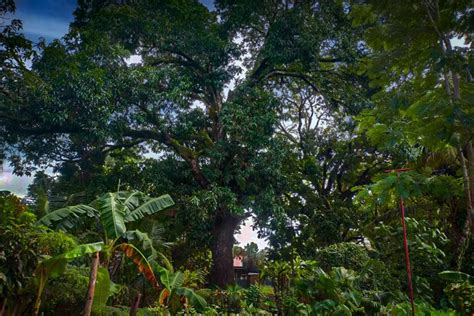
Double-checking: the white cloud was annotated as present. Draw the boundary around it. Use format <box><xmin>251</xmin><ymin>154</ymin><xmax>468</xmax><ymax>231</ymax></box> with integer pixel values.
<box><xmin>235</xmin><ymin>218</ymin><xmax>268</xmax><ymax>250</ymax></box>
<box><xmin>0</xmin><ymin>171</ymin><xmax>32</xmax><ymax>197</ymax></box>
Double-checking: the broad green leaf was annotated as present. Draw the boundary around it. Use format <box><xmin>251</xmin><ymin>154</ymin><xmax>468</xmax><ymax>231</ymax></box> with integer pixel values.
<box><xmin>60</xmin><ymin>242</ymin><xmax>104</xmax><ymax>260</ymax></box>
<box><xmin>158</xmin><ymin>269</ymin><xmax>184</xmax><ymax>291</ymax></box>
<box><xmin>175</xmin><ymin>287</ymin><xmax>207</xmax><ymax>309</ymax></box>
<box><xmin>38</xmin><ymin>242</ymin><xmax>104</xmax><ymax>278</ymax></box>
<box><xmin>123</xmin><ymin>229</ymin><xmax>159</xmax><ymax>261</ymax></box>
<box><xmin>123</xmin><ymin>229</ymin><xmax>155</xmax><ymax>253</ymax></box>
<box><xmin>36</xmin><ymin>205</ymin><xmax>98</xmax><ymax>229</ymax></box>
<box><xmin>93</xmin><ymin>267</ymin><xmax>112</xmax><ymax>311</ymax></box>
<box><xmin>98</xmin><ymin>193</ymin><xmax>127</xmax><ymax>240</ymax></box>
<box><xmin>438</xmin><ymin>271</ymin><xmax>474</xmax><ymax>284</ymax></box>
<box><xmin>118</xmin><ymin>191</ymin><xmax>143</xmax><ymax>210</ymax></box>
<box><xmin>124</xmin><ymin>194</ymin><xmax>174</xmax><ymax>223</ymax></box>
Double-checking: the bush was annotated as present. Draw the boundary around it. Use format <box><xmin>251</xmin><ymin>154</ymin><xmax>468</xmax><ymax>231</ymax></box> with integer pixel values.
<box><xmin>444</xmin><ymin>282</ymin><xmax>474</xmax><ymax>315</ymax></box>
<box><xmin>37</xmin><ymin>230</ymin><xmax>77</xmax><ymax>256</ymax></box>
<box><xmin>316</xmin><ymin>242</ymin><xmax>370</xmax><ymax>271</ymax></box>
<box><xmin>41</xmin><ymin>266</ymin><xmax>89</xmax><ymax>315</ymax></box>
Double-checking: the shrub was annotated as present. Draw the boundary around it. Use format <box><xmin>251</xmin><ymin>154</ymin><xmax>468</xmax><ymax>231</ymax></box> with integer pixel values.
<box><xmin>444</xmin><ymin>282</ymin><xmax>474</xmax><ymax>315</ymax></box>
<box><xmin>316</xmin><ymin>242</ymin><xmax>370</xmax><ymax>271</ymax></box>
<box><xmin>41</xmin><ymin>266</ymin><xmax>89</xmax><ymax>315</ymax></box>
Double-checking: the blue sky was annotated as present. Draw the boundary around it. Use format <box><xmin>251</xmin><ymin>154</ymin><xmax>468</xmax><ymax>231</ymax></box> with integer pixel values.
<box><xmin>13</xmin><ymin>0</ymin><xmax>215</xmax><ymax>42</ymax></box>
<box><xmin>14</xmin><ymin>0</ymin><xmax>77</xmax><ymax>42</ymax></box>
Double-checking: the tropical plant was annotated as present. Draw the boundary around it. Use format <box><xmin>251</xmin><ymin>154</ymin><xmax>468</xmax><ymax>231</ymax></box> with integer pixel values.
<box><xmin>0</xmin><ymin>192</ymin><xmax>77</xmax><ymax>315</ymax></box>
<box><xmin>295</xmin><ymin>267</ymin><xmax>365</xmax><ymax>315</ymax></box>
<box><xmin>35</xmin><ymin>191</ymin><xmax>174</xmax><ymax>313</ymax></box>
<box><xmin>38</xmin><ymin>191</ymin><xmax>173</xmax><ymax>263</ymax></box>
<box><xmin>260</xmin><ymin>261</ymin><xmax>292</xmax><ymax>315</ymax></box>
<box><xmin>33</xmin><ymin>242</ymin><xmax>104</xmax><ymax>315</ymax></box>
<box><xmin>157</xmin><ymin>266</ymin><xmax>207</xmax><ymax>314</ymax></box>
<box><xmin>40</xmin><ymin>266</ymin><xmax>89</xmax><ymax>315</ymax></box>
<box><xmin>439</xmin><ymin>271</ymin><xmax>474</xmax><ymax>314</ymax></box>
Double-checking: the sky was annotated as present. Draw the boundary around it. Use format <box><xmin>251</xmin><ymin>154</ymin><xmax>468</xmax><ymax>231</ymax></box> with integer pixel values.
<box><xmin>13</xmin><ymin>0</ymin><xmax>76</xmax><ymax>42</ymax></box>
<box><xmin>11</xmin><ymin>0</ymin><xmax>214</xmax><ymax>42</ymax></box>
<box><xmin>2</xmin><ymin>0</ymin><xmax>267</xmax><ymax>250</ymax></box>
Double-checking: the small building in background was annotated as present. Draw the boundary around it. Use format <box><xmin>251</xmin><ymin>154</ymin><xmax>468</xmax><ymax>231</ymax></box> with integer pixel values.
<box><xmin>233</xmin><ymin>255</ymin><xmax>259</xmax><ymax>287</ymax></box>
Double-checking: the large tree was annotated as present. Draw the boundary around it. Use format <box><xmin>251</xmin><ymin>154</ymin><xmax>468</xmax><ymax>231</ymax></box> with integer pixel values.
<box><xmin>1</xmin><ymin>0</ymin><xmax>365</xmax><ymax>287</ymax></box>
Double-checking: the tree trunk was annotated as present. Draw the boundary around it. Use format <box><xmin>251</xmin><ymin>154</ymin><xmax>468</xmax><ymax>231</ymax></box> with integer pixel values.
<box><xmin>0</xmin><ymin>299</ymin><xmax>6</xmax><ymax>316</ymax></box>
<box><xmin>466</xmin><ymin>141</ymin><xmax>474</xmax><ymax>229</ymax></box>
<box><xmin>83</xmin><ymin>252</ymin><xmax>100</xmax><ymax>316</ymax></box>
<box><xmin>209</xmin><ymin>214</ymin><xmax>240</xmax><ymax>288</ymax></box>
<box><xmin>456</xmin><ymin>145</ymin><xmax>474</xmax><ymax>268</ymax></box>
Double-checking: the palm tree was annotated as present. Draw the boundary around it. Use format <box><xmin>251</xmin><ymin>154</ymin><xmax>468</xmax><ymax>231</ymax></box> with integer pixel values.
<box><xmin>36</xmin><ymin>191</ymin><xmax>174</xmax><ymax>315</ymax></box>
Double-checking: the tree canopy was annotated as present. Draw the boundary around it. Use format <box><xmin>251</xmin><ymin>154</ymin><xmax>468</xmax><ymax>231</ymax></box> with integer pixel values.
<box><xmin>0</xmin><ymin>0</ymin><xmax>473</xmax><ymax>314</ymax></box>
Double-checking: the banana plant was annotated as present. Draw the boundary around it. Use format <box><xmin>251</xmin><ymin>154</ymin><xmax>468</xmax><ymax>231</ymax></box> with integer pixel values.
<box><xmin>36</xmin><ymin>191</ymin><xmax>175</xmax><ymax>312</ymax></box>
<box><xmin>33</xmin><ymin>242</ymin><xmax>104</xmax><ymax>316</ymax></box>
<box><xmin>38</xmin><ymin>191</ymin><xmax>174</xmax><ymax>281</ymax></box>
<box><xmin>157</xmin><ymin>266</ymin><xmax>207</xmax><ymax>313</ymax></box>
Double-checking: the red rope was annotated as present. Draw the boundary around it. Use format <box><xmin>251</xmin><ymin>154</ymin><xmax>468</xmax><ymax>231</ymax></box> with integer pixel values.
<box><xmin>400</xmin><ymin>195</ymin><xmax>415</xmax><ymax>316</ymax></box>
<box><xmin>386</xmin><ymin>169</ymin><xmax>416</xmax><ymax>315</ymax></box>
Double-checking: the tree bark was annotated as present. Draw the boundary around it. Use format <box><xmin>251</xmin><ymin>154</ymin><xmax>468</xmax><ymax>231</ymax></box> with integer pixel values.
<box><xmin>0</xmin><ymin>299</ymin><xmax>6</xmax><ymax>316</ymax></box>
<box><xmin>457</xmin><ymin>145</ymin><xmax>474</xmax><ymax>268</ymax></box>
<box><xmin>432</xmin><ymin>9</ymin><xmax>474</xmax><ymax>267</ymax></box>
<box><xmin>466</xmin><ymin>141</ymin><xmax>474</xmax><ymax>223</ymax></box>
<box><xmin>209</xmin><ymin>214</ymin><xmax>240</xmax><ymax>288</ymax></box>
<box><xmin>83</xmin><ymin>252</ymin><xmax>100</xmax><ymax>316</ymax></box>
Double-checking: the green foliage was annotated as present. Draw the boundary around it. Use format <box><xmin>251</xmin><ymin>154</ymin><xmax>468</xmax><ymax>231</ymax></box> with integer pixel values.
<box><xmin>316</xmin><ymin>242</ymin><xmax>370</xmax><ymax>272</ymax></box>
<box><xmin>439</xmin><ymin>271</ymin><xmax>474</xmax><ymax>314</ymax></box>
<box><xmin>0</xmin><ymin>193</ymin><xmax>43</xmax><ymax>313</ymax></box>
<box><xmin>244</xmin><ymin>284</ymin><xmax>263</xmax><ymax>310</ymax></box>
<box><xmin>0</xmin><ymin>0</ymin><xmax>473</xmax><ymax>313</ymax></box>
<box><xmin>33</xmin><ymin>242</ymin><xmax>104</xmax><ymax>313</ymax></box>
<box><xmin>260</xmin><ymin>260</ymin><xmax>291</xmax><ymax>314</ymax></box>
<box><xmin>444</xmin><ymin>281</ymin><xmax>474</xmax><ymax>315</ymax></box>
<box><xmin>41</xmin><ymin>266</ymin><xmax>89</xmax><ymax>315</ymax></box>
<box><xmin>36</xmin><ymin>230</ymin><xmax>77</xmax><ymax>257</ymax></box>
<box><xmin>157</xmin><ymin>267</ymin><xmax>207</xmax><ymax>313</ymax></box>
<box><xmin>380</xmin><ymin>301</ymin><xmax>457</xmax><ymax>316</ymax></box>
<box><xmin>37</xmin><ymin>204</ymin><xmax>98</xmax><ymax>230</ymax></box>
<box><xmin>0</xmin><ymin>193</ymin><xmax>86</xmax><ymax>315</ymax></box>
<box><xmin>365</xmin><ymin>218</ymin><xmax>449</xmax><ymax>302</ymax></box>
<box><xmin>38</xmin><ymin>191</ymin><xmax>174</xmax><ymax>243</ymax></box>
<box><xmin>32</xmin><ymin>190</ymin><xmax>173</xmax><ymax>313</ymax></box>
<box><xmin>439</xmin><ymin>271</ymin><xmax>474</xmax><ymax>284</ymax></box>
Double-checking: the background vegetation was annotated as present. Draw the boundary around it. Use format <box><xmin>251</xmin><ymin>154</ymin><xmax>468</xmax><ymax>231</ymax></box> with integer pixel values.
<box><xmin>1</xmin><ymin>0</ymin><xmax>473</xmax><ymax>314</ymax></box>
